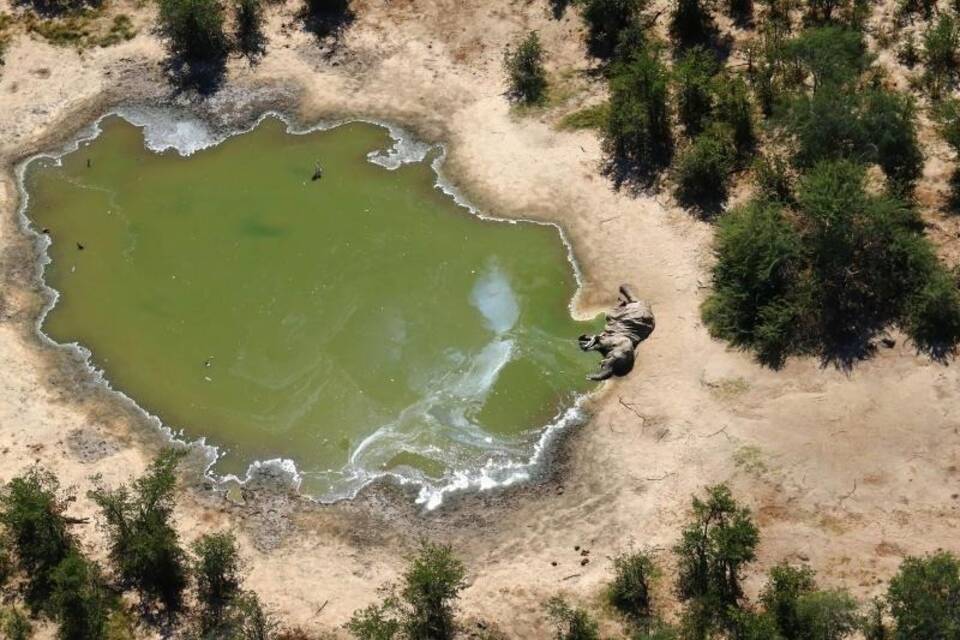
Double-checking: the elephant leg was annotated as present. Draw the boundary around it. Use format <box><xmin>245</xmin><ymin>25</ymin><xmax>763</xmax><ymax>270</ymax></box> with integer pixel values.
<box><xmin>618</xmin><ymin>284</ymin><xmax>638</xmax><ymax>305</ymax></box>
<box><xmin>588</xmin><ymin>357</ymin><xmax>616</xmax><ymax>381</ymax></box>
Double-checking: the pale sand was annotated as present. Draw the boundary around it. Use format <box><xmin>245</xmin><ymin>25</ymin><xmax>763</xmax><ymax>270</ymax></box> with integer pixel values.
<box><xmin>1</xmin><ymin>0</ymin><xmax>959</xmax><ymax>637</ymax></box>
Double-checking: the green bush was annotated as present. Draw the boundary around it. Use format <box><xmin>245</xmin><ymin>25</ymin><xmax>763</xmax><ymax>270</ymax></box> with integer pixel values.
<box><xmin>922</xmin><ymin>13</ymin><xmax>959</xmax><ymax>96</ymax></box>
<box><xmin>792</xmin><ymin>590</ymin><xmax>860</xmax><ymax>640</ymax></box>
<box><xmin>579</xmin><ymin>0</ymin><xmax>646</xmax><ymax>59</ymax></box>
<box><xmin>604</xmin><ymin>44</ymin><xmax>672</xmax><ymax>180</ymax></box>
<box><xmin>158</xmin><ymin>0</ymin><xmax>228</xmax><ymax>61</ymax></box>
<box><xmin>714</xmin><ymin>73</ymin><xmax>756</xmax><ymax>157</ymax></box>
<box><xmin>752</xmin><ymin>154</ymin><xmax>793</xmax><ymax>203</ymax></box>
<box><xmin>727</xmin><ymin>610</ymin><xmax>783</xmax><ymax>640</ymax></box>
<box><xmin>760</xmin><ymin>563</ymin><xmax>817</xmax><ymax>637</ymax></box>
<box><xmin>1</xmin><ymin>607</ymin><xmax>33</xmax><ymax>640</ymax></box>
<box><xmin>704</xmin><ymin>158</ymin><xmax>960</xmax><ymax>364</ymax></box>
<box><xmin>674</xmin><ymin>46</ymin><xmax>717</xmax><ymax>136</ymax></box>
<box><xmin>347</xmin><ymin>541</ymin><xmax>466</xmax><ymax>640</ymax></box>
<box><xmin>701</xmin><ymin>199</ymin><xmax>802</xmax><ymax>365</ymax></box>
<box><xmin>88</xmin><ymin>449</ymin><xmax>189</xmax><ymax>613</ymax></box>
<box><xmin>674</xmin><ymin>484</ymin><xmax>759</xmax><ymax>629</ymax></box>
<box><xmin>545</xmin><ymin>596</ymin><xmax>600</xmax><ymax>640</ymax></box>
<box><xmin>860</xmin><ymin>89</ymin><xmax>922</xmax><ymax>191</ymax></box>
<box><xmin>193</xmin><ymin>532</ymin><xmax>243</xmax><ymax>632</ymax></box>
<box><xmin>887</xmin><ymin>552</ymin><xmax>960</xmax><ymax>639</ymax></box>
<box><xmin>674</xmin><ymin>123</ymin><xmax>736</xmax><ymax>210</ymax></box>
<box><xmin>504</xmin><ymin>31</ymin><xmax>548</xmax><ymax>105</ymax></box>
<box><xmin>0</xmin><ymin>468</ymin><xmax>75</xmax><ymax>610</ymax></box>
<box><xmin>783</xmin><ymin>27</ymin><xmax>868</xmax><ymax>90</ymax></box>
<box><xmin>607</xmin><ymin>551</ymin><xmax>659</xmax><ymax>622</ymax></box>
<box><xmin>50</xmin><ymin>551</ymin><xmax>110</xmax><ymax>640</ymax></box>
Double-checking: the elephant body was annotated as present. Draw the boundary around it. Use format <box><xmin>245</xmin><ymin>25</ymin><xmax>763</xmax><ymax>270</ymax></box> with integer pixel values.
<box><xmin>578</xmin><ymin>285</ymin><xmax>655</xmax><ymax>381</ymax></box>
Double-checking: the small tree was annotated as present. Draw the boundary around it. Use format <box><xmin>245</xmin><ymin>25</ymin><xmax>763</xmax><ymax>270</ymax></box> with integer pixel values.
<box><xmin>674</xmin><ymin>484</ymin><xmax>759</xmax><ymax>632</ymax></box>
<box><xmin>158</xmin><ymin>0</ymin><xmax>228</xmax><ymax>62</ymax></box>
<box><xmin>887</xmin><ymin>552</ymin><xmax>960</xmax><ymax>640</ymax></box>
<box><xmin>792</xmin><ymin>590</ymin><xmax>861</xmax><ymax>640</ymax></box>
<box><xmin>674</xmin><ymin>123</ymin><xmax>736</xmax><ymax>211</ymax></box>
<box><xmin>347</xmin><ymin>541</ymin><xmax>466</xmax><ymax>640</ymax></box>
<box><xmin>579</xmin><ymin>0</ymin><xmax>646</xmax><ymax>59</ymax></box>
<box><xmin>1</xmin><ymin>607</ymin><xmax>33</xmax><ymax>640</ymax></box>
<box><xmin>235</xmin><ymin>0</ymin><xmax>264</xmax><ymax>56</ymax></box>
<box><xmin>760</xmin><ymin>563</ymin><xmax>817</xmax><ymax>638</ymax></box>
<box><xmin>607</xmin><ymin>550</ymin><xmax>659</xmax><ymax>622</ymax></box>
<box><xmin>193</xmin><ymin>532</ymin><xmax>243</xmax><ymax>632</ymax></box>
<box><xmin>0</xmin><ymin>468</ymin><xmax>75</xmax><ymax>610</ymax></box>
<box><xmin>752</xmin><ymin>154</ymin><xmax>793</xmax><ymax>203</ymax></box>
<box><xmin>714</xmin><ymin>73</ymin><xmax>755</xmax><ymax>159</ymax></box>
<box><xmin>49</xmin><ymin>551</ymin><xmax>110</xmax><ymax>640</ymax></box>
<box><xmin>674</xmin><ymin>46</ymin><xmax>717</xmax><ymax>136</ymax></box>
<box><xmin>604</xmin><ymin>44</ymin><xmax>672</xmax><ymax>181</ymax></box>
<box><xmin>504</xmin><ymin>31</ymin><xmax>548</xmax><ymax>105</ymax></box>
<box><xmin>545</xmin><ymin>596</ymin><xmax>600</xmax><ymax>640</ymax></box>
<box><xmin>922</xmin><ymin>13</ymin><xmax>959</xmax><ymax>97</ymax></box>
<box><xmin>88</xmin><ymin>449</ymin><xmax>189</xmax><ymax>614</ymax></box>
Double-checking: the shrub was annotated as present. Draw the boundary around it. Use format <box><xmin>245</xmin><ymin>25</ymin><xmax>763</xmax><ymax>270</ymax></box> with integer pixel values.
<box><xmin>860</xmin><ymin>89</ymin><xmax>922</xmax><ymax>191</ymax></box>
<box><xmin>752</xmin><ymin>154</ymin><xmax>793</xmax><ymax>202</ymax></box>
<box><xmin>701</xmin><ymin>199</ymin><xmax>802</xmax><ymax>366</ymax></box>
<box><xmin>235</xmin><ymin>0</ymin><xmax>264</xmax><ymax>55</ymax></box>
<box><xmin>674</xmin><ymin>46</ymin><xmax>717</xmax><ymax>136</ymax></box>
<box><xmin>887</xmin><ymin>552</ymin><xmax>960</xmax><ymax>639</ymax></box>
<box><xmin>504</xmin><ymin>31</ymin><xmax>548</xmax><ymax>105</ymax></box>
<box><xmin>674</xmin><ymin>123</ymin><xmax>736</xmax><ymax>211</ymax></box>
<box><xmin>558</xmin><ymin>103</ymin><xmax>610</xmax><ymax>130</ymax></box>
<box><xmin>2</xmin><ymin>607</ymin><xmax>33</xmax><ymax>640</ymax></box>
<box><xmin>545</xmin><ymin>596</ymin><xmax>600</xmax><ymax>640</ymax></box>
<box><xmin>792</xmin><ymin>590</ymin><xmax>861</xmax><ymax>640</ymax></box>
<box><xmin>347</xmin><ymin>541</ymin><xmax>466</xmax><ymax>640</ymax></box>
<box><xmin>898</xmin><ymin>32</ymin><xmax>920</xmax><ymax>68</ymax></box>
<box><xmin>158</xmin><ymin>0</ymin><xmax>228</xmax><ymax>61</ymax></box>
<box><xmin>604</xmin><ymin>45</ymin><xmax>672</xmax><ymax>180</ymax></box>
<box><xmin>579</xmin><ymin>0</ymin><xmax>646</xmax><ymax>59</ymax></box>
<box><xmin>607</xmin><ymin>551</ymin><xmax>659</xmax><ymax>621</ymax></box>
<box><xmin>674</xmin><ymin>484</ymin><xmax>759</xmax><ymax>629</ymax></box>
<box><xmin>727</xmin><ymin>610</ymin><xmax>783</xmax><ymax>639</ymax></box>
<box><xmin>193</xmin><ymin>532</ymin><xmax>243</xmax><ymax>632</ymax></box>
<box><xmin>784</xmin><ymin>27</ymin><xmax>868</xmax><ymax>90</ymax></box>
<box><xmin>760</xmin><ymin>563</ymin><xmax>817</xmax><ymax>637</ymax></box>
<box><xmin>922</xmin><ymin>13</ymin><xmax>959</xmax><ymax>96</ymax></box>
<box><xmin>0</xmin><ymin>468</ymin><xmax>75</xmax><ymax>610</ymax></box>
<box><xmin>88</xmin><ymin>449</ymin><xmax>189</xmax><ymax>613</ymax></box>
<box><xmin>50</xmin><ymin>551</ymin><xmax>110</xmax><ymax>640</ymax></box>
<box><xmin>714</xmin><ymin>73</ymin><xmax>756</xmax><ymax>157</ymax></box>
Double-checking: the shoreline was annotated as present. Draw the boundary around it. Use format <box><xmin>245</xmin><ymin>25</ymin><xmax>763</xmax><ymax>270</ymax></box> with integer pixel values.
<box><xmin>10</xmin><ymin>100</ymin><xmax>608</xmax><ymax>514</ymax></box>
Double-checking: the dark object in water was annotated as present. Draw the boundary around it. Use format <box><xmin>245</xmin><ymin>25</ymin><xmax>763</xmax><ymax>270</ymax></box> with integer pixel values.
<box><xmin>76</xmin><ymin>242</ymin><xmax>85</xmax><ymax>251</ymax></box>
<box><xmin>86</xmin><ymin>158</ymin><xmax>91</xmax><ymax>168</ymax></box>
<box><xmin>578</xmin><ymin>284</ymin><xmax>655</xmax><ymax>381</ymax></box>
<box><xmin>312</xmin><ymin>162</ymin><xmax>323</xmax><ymax>181</ymax></box>
<box><xmin>41</xmin><ymin>228</ymin><xmax>50</xmax><ymax>234</ymax></box>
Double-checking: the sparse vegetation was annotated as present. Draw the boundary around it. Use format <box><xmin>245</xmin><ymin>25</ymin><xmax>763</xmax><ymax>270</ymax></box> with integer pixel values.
<box><xmin>504</xmin><ymin>31</ymin><xmax>548</xmax><ymax>105</ymax></box>
<box><xmin>88</xmin><ymin>448</ymin><xmax>189</xmax><ymax>614</ymax></box>
<box><xmin>347</xmin><ymin>541</ymin><xmax>467</xmax><ymax>640</ymax></box>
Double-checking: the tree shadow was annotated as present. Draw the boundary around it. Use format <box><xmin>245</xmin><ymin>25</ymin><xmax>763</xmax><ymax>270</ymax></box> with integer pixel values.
<box><xmin>549</xmin><ymin>0</ymin><xmax>573</xmax><ymax>19</ymax></box>
<box><xmin>300</xmin><ymin>2</ymin><xmax>355</xmax><ymax>43</ymax></box>
<box><xmin>237</xmin><ymin>26</ymin><xmax>267</xmax><ymax>63</ymax></box>
<box><xmin>15</xmin><ymin>0</ymin><xmax>100</xmax><ymax>17</ymax></box>
<box><xmin>602</xmin><ymin>149</ymin><xmax>673</xmax><ymax>196</ymax></box>
<box><xmin>164</xmin><ymin>53</ymin><xmax>228</xmax><ymax>97</ymax></box>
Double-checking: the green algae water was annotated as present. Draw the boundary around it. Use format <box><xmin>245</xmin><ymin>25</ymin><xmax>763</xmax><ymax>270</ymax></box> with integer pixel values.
<box><xmin>24</xmin><ymin>114</ymin><xmax>600</xmax><ymax>506</ymax></box>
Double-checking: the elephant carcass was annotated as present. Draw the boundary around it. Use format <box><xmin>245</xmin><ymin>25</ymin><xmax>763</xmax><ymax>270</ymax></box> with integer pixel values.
<box><xmin>578</xmin><ymin>284</ymin><xmax>655</xmax><ymax>381</ymax></box>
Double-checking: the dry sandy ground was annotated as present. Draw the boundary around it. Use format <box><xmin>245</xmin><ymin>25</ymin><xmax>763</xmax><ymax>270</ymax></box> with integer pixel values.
<box><xmin>0</xmin><ymin>0</ymin><xmax>959</xmax><ymax>637</ymax></box>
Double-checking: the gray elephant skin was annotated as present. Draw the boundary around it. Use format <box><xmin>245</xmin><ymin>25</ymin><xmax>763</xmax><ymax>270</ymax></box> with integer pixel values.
<box><xmin>578</xmin><ymin>284</ymin><xmax>655</xmax><ymax>381</ymax></box>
